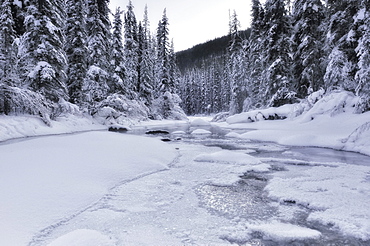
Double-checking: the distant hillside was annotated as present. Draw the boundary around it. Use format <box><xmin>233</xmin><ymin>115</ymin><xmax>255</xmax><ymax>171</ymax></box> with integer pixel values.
<box><xmin>176</xmin><ymin>29</ymin><xmax>251</xmax><ymax>72</ymax></box>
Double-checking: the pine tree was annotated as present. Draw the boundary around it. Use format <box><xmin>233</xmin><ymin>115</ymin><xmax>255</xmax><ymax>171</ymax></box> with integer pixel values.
<box><xmin>84</xmin><ymin>0</ymin><xmax>112</xmax><ymax>105</ymax></box>
<box><xmin>291</xmin><ymin>0</ymin><xmax>326</xmax><ymax>98</ymax></box>
<box><xmin>228</xmin><ymin>10</ymin><xmax>246</xmax><ymax>115</ymax></box>
<box><xmin>355</xmin><ymin>0</ymin><xmax>370</xmax><ymax>111</ymax></box>
<box><xmin>18</xmin><ymin>0</ymin><xmax>69</xmax><ymax>102</ymax></box>
<box><xmin>65</xmin><ymin>0</ymin><xmax>88</xmax><ymax>104</ymax></box>
<box><xmin>111</xmin><ymin>7</ymin><xmax>126</xmax><ymax>94</ymax></box>
<box><xmin>262</xmin><ymin>0</ymin><xmax>294</xmax><ymax>107</ymax></box>
<box><xmin>156</xmin><ymin>9</ymin><xmax>172</xmax><ymax>93</ymax></box>
<box><xmin>123</xmin><ymin>0</ymin><xmax>138</xmax><ymax>98</ymax></box>
<box><xmin>137</xmin><ymin>20</ymin><xmax>154</xmax><ymax>105</ymax></box>
<box><xmin>0</xmin><ymin>0</ymin><xmax>17</xmax><ymax>85</ymax></box>
<box><xmin>324</xmin><ymin>0</ymin><xmax>360</xmax><ymax>92</ymax></box>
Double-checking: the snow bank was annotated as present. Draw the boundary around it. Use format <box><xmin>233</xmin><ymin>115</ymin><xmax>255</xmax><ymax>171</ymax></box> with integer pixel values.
<box><xmin>247</xmin><ymin>221</ymin><xmax>321</xmax><ymax>241</ymax></box>
<box><xmin>0</xmin><ymin>114</ymin><xmax>105</xmax><ymax>142</ymax></box>
<box><xmin>227</xmin><ymin>104</ymin><xmax>295</xmax><ymax>124</ymax></box>
<box><xmin>223</xmin><ymin>90</ymin><xmax>370</xmax><ymax>156</ymax></box>
<box><xmin>0</xmin><ymin>131</ymin><xmax>177</xmax><ymax>246</ymax></box>
<box><xmin>48</xmin><ymin>229</ymin><xmax>114</xmax><ymax>246</ymax></box>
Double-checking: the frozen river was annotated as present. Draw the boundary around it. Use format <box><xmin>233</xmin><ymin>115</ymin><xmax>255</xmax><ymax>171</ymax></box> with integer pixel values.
<box><xmin>122</xmin><ymin>121</ymin><xmax>370</xmax><ymax>245</ymax></box>
<box><xmin>1</xmin><ymin>120</ymin><xmax>370</xmax><ymax>245</ymax></box>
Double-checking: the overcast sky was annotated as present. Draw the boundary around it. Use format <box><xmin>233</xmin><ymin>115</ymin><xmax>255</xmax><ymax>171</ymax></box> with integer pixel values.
<box><xmin>109</xmin><ymin>0</ymin><xmax>253</xmax><ymax>52</ymax></box>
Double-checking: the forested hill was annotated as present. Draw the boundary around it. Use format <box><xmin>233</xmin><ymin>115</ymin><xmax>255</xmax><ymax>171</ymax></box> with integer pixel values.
<box><xmin>176</xmin><ymin>29</ymin><xmax>251</xmax><ymax>72</ymax></box>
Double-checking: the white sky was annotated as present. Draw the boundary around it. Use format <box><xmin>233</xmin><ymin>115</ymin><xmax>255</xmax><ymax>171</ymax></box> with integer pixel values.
<box><xmin>109</xmin><ymin>0</ymin><xmax>253</xmax><ymax>51</ymax></box>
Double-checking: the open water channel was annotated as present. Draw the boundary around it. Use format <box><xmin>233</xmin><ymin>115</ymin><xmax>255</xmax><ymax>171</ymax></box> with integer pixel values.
<box><xmin>127</xmin><ymin>121</ymin><xmax>370</xmax><ymax>246</ymax></box>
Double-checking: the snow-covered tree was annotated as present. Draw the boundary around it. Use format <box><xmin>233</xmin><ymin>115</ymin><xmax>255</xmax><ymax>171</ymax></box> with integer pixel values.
<box><xmin>262</xmin><ymin>0</ymin><xmax>294</xmax><ymax>107</ymax></box>
<box><xmin>111</xmin><ymin>7</ymin><xmax>126</xmax><ymax>95</ymax></box>
<box><xmin>355</xmin><ymin>0</ymin><xmax>370</xmax><ymax>111</ymax></box>
<box><xmin>228</xmin><ymin>10</ymin><xmax>246</xmax><ymax>115</ymax></box>
<box><xmin>65</xmin><ymin>0</ymin><xmax>88</xmax><ymax>104</ymax></box>
<box><xmin>123</xmin><ymin>0</ymin><xmax>138</xmax><ymax>98</ymax></box>
<box><xmin>18</xmin><ymin>0</ymin><xmax>69</xmax><ymax>102</ymax></box>
<box><xmin>324</xmin><ymin>0</ymin><xmax>360</xmax><ymax>92</ymax></box>
<box><xmin>137</xmin><ymin>19</ymin><xmax>154</xmax><ymax>105</ymax></box>
<box><xmin>247</xmin><ymin>0</ymin><xmax>266</xmax><ymax>108</ymax></box>
<box><xmin>291</xmin><ymin>0</ymin><xmax>326</xmax><ymax>98</ymax></box>
<box><xmin>85</xmin><ymin>0</ymin><xmax>112</xmax><ymax>105</ymax></box>
<box><xmin>0</xmin><ymin>0</ymin><xmax>17</xmax><ymax>85</ymax></box>
<box><xmin>156</xmin><ymin>9</ymin><xmax>172</xmax><ymax>93</ymax></box>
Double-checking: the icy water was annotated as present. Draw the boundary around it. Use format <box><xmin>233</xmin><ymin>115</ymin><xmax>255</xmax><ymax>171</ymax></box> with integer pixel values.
<box><xmin>129</xmin><ymin>122</ymin><xmax>370</xmax><ymax>246</ymax></box>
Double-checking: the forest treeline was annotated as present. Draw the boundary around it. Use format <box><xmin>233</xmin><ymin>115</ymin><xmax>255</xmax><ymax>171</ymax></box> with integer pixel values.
<box><xmin>0</xmin><ymin>0</ymin><xmax>185</xmax><ymax>123</ymax></box>
<box><xmin>177</xmin><ymin>0</ymin><xmax>370</xmax><ymax>116</ymax></box>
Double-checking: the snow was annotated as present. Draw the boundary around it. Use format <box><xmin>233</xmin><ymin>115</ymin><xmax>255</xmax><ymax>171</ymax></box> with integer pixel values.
<box><xmin>1</xmin><ymin>90</ymin><xmax>370</xmax><ymax>245</ymax></box>
<box><xmin>222</xmin><ymin>90</ymin><xmax>370</xmax><ymax>156</ymax></box>
<box><xmin>0</xmin><ymin>114</ymin><xmax>105</xmax><ymax>142</ymax></box>
<box><xmin>190</xmin><ymin>117</ymin><xmax>211</xmax><ymax>126</ymax></box>
<box><xmin>247</xmin><ymin>221</ymin><xmax>322</xmax><ymax>241</ymax></box>
<box><xmin>194</xmin><ymin>150</ymin><xmax>262</xmax><ymax>166</ymax></box>
<box><xmin>0</xmin><ymin>131</ymin><xmax>177</xmax><ymax>246</ymax></box>
<box><xmin>48</xmin><ymin>229</ymin><xmax>114</xmax><ymax>246</ymax></box>
<box><xmin>191</xmin><ymin>128</ymin><xmax>212</xmax><ymax>135</ymax></box>
<box><xmin>265</xmin><ymin>163</ymin><xmax>370</xmax><ymax>240</ymax></box>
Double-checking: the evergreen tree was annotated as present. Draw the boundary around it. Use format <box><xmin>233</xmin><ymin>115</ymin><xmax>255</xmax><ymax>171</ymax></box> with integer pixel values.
<box><xmin>291</xmin><ymin>0</ymin><xmax>326</xmax><ymax>98</ymax></box>
<box><xmin>324</xmin><ymin>0</ymin><xmax>360</xmax><ymax>92</ymax></box>
<box><xmin>247</xmin><ymin>0</ymin><xmax>266</xmax><ymax>108</ymax></box>
<box><xmin>18</xmin><ymin>0</ymin><xmax>69</xmax><ymax>102</ymax></box>
<box><xmin>111</xmin><ymin>7</ymin><xmax>126</xmax><ymax>94</ymax></box>
<box><xmin>84</xmin><ymin>0</ymin><xmax>112</xmax><ymax>105</ymax></box>
<box><xmin>123</xmin><ymin>0</ymin><xmax>138</xmax><ymax>98</ymax></box>
<box><xmin>156</xmin><ymin>9</ymin><xmax>172</xmax><ymax>93</ymax></box>
<box><xmin>0</xmin><ymin>0</ymin><xmax>17</xmax><ymax>85</ymax></box>
<box><xmin>65</xmin><ymin>0</ymin><xmax>88</xmax><ymax>104</ymax></box>
<box><xmin>355</xmin><ymin>0</ymin><xmax>370</xmax><ymax>111</ymax></box>
<box><xmin>228</xmin><ymin>10</ymin><xmax>246</xmax><ymax>115</ymax></box>
<box><xmin>262</xmin><ymin>0</ymin><xmax>294</xmax><ymax>107</ymax></box>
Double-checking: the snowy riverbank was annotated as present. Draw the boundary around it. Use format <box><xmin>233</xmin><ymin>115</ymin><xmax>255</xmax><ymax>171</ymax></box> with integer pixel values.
<box><xmin>217</xmin><ymin>90</ymin><xmax>370</xmax><ymax>156</ymax></box>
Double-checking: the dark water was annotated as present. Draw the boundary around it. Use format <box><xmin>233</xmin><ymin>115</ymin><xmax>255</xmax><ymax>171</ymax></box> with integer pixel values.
<box><xmin>128</xmin><ymin>122</ymin><xmax>370</xmax><ymax>246</ymax></box>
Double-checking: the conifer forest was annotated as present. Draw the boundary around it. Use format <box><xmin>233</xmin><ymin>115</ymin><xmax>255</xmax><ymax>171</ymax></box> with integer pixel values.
<box><xmin>0</xmin><ymin>0</ymin><xmax>369</xmax><ymax>122</ymax></box>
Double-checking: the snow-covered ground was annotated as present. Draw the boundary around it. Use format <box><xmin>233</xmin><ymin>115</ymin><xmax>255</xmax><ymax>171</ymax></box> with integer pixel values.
<box><xmin>1</xmin><ymin>91</ymin><xmax>370</xmax><ymax>245</ymax></box>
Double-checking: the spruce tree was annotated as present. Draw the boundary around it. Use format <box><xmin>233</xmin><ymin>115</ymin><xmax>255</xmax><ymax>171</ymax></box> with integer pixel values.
<box><xmin>123</xmin><ymin>0</ymin><xmax>138</xmax><ymax>98</ymax></box>
<box><xmin>355</xmin><ymin>0</ymin><xmax>370</xmax><ymax>111</ymax></box>
<box><xmin>262</xmin><ymin>0</ymin><xmax>294</xmax><ymax>107</ymax></box>
<box><xmin>0</xmin><ymin>0</ymin><xmax>17</xmax><ymax>84</ymax></box>
<box><xmin>65</xmin><ymin>0</ymin><xmax>88</xmax><ymax>104</ymax></box>
<box><xmin>84</xmin><ymin>0</ymin><xmax>112</xmax><ymax>105</ymax></box>
<box><xmin>228</xmin><ymin>10</ymin><xmax>246</xmax><ymax>115</ymax></box>
<box><xmin>291</xmin><ymin>0</ymin><xmax>326</xmax><ymax>97</ymax></box>
<box><xmin>324</xmin><ymin>0</ymin><xmax>360</xmax><ymax>92</ymax></box>
<box><xmin>156</xmin><ymin>9</ymin><xmax>172</xmax><ymax>93</ymax></box>
<box><xmin>111</xmin><ymin>7</ymin><xmax>126</xmax><ymax>94</ymax></box>
<box><xmin>247</xmin><ymin>0</ymin><xmax>266</xmax><ymax>108</ymax></box>
<box><xmin>18</xmin><ymin>0</ymin><xmax>68</xmax><ymax>102</ymax></box>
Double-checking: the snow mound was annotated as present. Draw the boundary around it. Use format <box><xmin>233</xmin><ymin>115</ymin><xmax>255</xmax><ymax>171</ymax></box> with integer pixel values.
<box><xmin>299</xmin><ymin>90</ymin><xmax>359</xmax><ymax>122</ymax></box>
<box><xmin>227</xmin><ymin>104</ymin><xmax>295</xmax><ymax>124</ymax></box>
<box><xmin>342</xmin><ymin>121</ymin><xmax>370</xmax><ymax>156</ymax></box>
<box><xmin>48</xmin><ymin>229</ymin><xmax>114</xmax><ymax>246</ymax></box>
<box><xmin>191</xmin><ymin>129</ymin><xmax>212</xmax><ymax>135</ymax></box>
<box><xmin>194</xmin><ymin>150</ymin><xmax>262</xmax><ymax>166</ymax></box>
<box><xmin>190</xmin><ymin>118</ymin><xmax>211</xmax><ymax>126</ymax></box>
<box><xmin>247</xmin><ymin>221</ymin><xmax>321</xmax><ymax>241</ymax></box>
